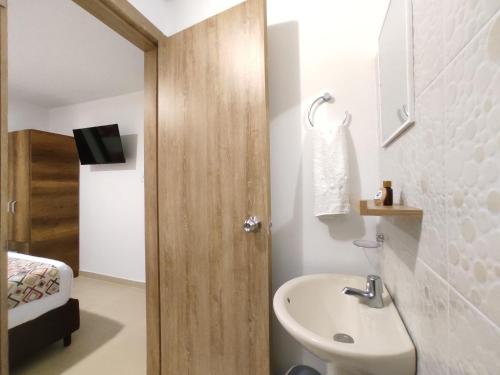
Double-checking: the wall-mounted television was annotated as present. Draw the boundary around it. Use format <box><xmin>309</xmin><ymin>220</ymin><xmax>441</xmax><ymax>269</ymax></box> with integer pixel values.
<box><xmin>73</xmin><ymin>124</ymin><xmax>126</xmax><ymax>165</ymax></box>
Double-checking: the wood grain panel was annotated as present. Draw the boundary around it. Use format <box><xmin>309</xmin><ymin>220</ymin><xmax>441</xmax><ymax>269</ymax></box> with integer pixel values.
<box><xmin>359</xmin><ymin>200</ymin><xmax>423</xmax><ymax>217</ymax></box>
<box><xmin>0</xmin><ymin>4</ymin><xmax>7</xmax><ymax>373</ymax></box>
<box><xmin>6</xmin><ymin>241</ymin><xmax>29</xmax><ymax>254</ymax></box>
<box><xmin>144</xmin><ymin>49</ymin><xmax>161</xmax><ymax>375</ymax></box>
<box><xmin>72</xmin><ymin>0</ymin><xmax>163</xmax><ymax>51</ymax></box>
<box><xmin>29</xmin><ymin>131</ymin><xmax>80</xmax><ymax>276</ymax></box>
<box><xmin>96</xmin><ymin>0</ymin><xmax>163</xmax><ymax>42</ymax></box>
<box><xmin>7</xmin><ymin>131</ymin><xmax>30</xmax><ymax>244</ymax></box>
<box><xmin>158</xmin><ymin>0</ymin><xmax>271</xmax><ymax>373</ymax></box>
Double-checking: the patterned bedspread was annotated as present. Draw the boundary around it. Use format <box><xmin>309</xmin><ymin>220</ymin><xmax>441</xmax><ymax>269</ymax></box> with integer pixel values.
<box><xmin>8</xmin><ymin>256</ymin><xmax>60</xmax><ymax>310</ymax></box>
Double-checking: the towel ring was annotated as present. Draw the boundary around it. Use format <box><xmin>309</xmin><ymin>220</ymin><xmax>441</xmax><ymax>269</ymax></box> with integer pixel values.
<box><xmin>308</xmin><ymin>93</ymin><xmax>333</xmax><ymax>127</ymax></box>
<box><xmin>308</xmin><ymin>92</ymin><xmax>352</xmax><ymax>127</ymax></box>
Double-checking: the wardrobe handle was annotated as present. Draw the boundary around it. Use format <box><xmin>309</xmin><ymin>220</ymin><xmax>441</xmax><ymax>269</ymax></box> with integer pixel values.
<box><xmin>11</xmin><ymin>201</ymin><xmax>17</xmax><ymax>214</ymax></box>
<box><xmin>6</xmin><ymin>200</ymin><xmax>12</xmax><ymax>213</ymax></box>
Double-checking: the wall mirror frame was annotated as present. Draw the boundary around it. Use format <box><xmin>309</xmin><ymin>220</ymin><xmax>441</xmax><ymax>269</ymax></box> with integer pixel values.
<box><xmin>377</xmin><ymin>0</ymin><xmax>415</xmax><ymax>148</ymax></box>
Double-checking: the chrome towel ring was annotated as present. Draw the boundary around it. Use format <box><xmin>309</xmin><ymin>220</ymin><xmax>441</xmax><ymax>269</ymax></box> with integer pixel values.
<box><xmin>308</xmin><ymin>92</ymin><xmax>352</xmax><ymax>127</ymax></box>
<box><xmin>308</xmin><ymin>93</ymin><xmax>333</xmax><ymax>127</ymax></box>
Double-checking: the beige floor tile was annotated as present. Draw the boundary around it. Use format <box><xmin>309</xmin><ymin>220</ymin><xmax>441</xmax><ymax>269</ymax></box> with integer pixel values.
<box><xmin>12</xmin><ymin>276</ymin><xmax>146</xmax><ymax>375</ymax></box>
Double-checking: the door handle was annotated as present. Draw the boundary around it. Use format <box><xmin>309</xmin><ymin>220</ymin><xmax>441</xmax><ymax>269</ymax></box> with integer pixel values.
<box><xmin>243</xmin><ymin>216</ymin><xmax>261</xmax><ymax>233</ymax></box>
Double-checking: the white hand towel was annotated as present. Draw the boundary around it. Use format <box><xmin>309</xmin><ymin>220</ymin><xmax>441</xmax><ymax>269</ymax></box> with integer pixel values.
<box><xmin>313</xmin><ymin>123</ymin><xmax>350</xmax><ymax>216</ymax></box>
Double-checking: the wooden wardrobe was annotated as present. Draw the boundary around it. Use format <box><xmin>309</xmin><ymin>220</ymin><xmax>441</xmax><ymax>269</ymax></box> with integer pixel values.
<box><xmin>8</xmin><ymin>129</ymin><xmax>80</xmax><ymax>276</ymax></box>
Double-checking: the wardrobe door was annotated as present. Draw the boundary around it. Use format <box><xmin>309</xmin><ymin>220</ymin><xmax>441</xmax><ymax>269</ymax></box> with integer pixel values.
<box><xmin>7</xmin><ymin>131</ymin><xmax>30</xmax><ymax>252</ymax></box>
<box><xmin>157</xmin><ymin>0</ymin><xmax>270</xmax><ymax>374</ymax></box>
<box><xmin>29</xmin><ymin>131</ymin><xmax>80</xmax><ymax>276</ymax></box>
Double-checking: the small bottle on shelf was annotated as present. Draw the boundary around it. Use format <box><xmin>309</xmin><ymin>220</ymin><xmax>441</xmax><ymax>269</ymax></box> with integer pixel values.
<box><xmin>374</xmin><ymin>190</ymin><xmax>383</xmax><ymax>206</ymax></box>
<box><xmin>383</xmin><ymin>181</ymin><xmax>393</xmax><ymax>206</ymax></box>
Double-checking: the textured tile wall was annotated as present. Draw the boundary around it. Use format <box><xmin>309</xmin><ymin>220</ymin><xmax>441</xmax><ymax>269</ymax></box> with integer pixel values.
<box><xmin>379</xmin><ymin>2</ymin><xmax>500</xmax><ymax>374</ymax></box>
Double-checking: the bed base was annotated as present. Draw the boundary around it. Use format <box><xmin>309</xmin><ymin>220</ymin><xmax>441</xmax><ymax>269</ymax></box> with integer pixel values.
<box><xmin>8</xmin><ymin>298</ymin><xmax>80</xmax><ymax>369</ymax></box>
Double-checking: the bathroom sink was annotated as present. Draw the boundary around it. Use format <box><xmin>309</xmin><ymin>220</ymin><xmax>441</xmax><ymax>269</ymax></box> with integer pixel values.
<box><xmin>273</xmin><ymin>274</ymin><xmax>415</xmax><ymax>375</ymax></box>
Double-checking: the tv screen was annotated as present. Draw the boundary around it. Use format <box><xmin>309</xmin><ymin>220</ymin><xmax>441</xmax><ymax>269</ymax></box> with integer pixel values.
<box><xmin>73</xmin><ymin>124</ymin><xmax>126</xmax><ymax>165</ymax></box>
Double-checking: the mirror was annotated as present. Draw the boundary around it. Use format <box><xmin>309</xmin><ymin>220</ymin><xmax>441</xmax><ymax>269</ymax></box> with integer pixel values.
<box><xmin>377</xmin><ymin>0</ymin><xmax>415</xmax><ymax>148</ymax></box>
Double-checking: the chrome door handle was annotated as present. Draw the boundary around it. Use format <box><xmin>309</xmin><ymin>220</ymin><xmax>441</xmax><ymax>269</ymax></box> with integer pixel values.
<box><xmin>7</xmin><ymin>200</ymin><xmax>16</xmax><ymax>214</ymax></box>
<box><xmin>243</xmin><ymin>216</ymin><xmax>261</xmax><ymax>233</ymax></box>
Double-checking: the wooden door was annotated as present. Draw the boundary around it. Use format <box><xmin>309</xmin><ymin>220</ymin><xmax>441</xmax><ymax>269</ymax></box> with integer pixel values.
<box><xmin>157</xmin><ymin>0</ymin><xmax>271</xmax><ymax>374</ymax></box>
<box><xmin>29</xmin><ymin>131</ymin><xmax>80</xmax><ymax>276</ymax></box>
<box><xmin>7</xmin><ymin>131</ymin><xmax>30</xmax><ymax>251</ymax></box>
<box><xmin>0</xmin><ymin>2</ymin><xmax>7</xmax><ymax>373</ymax></box>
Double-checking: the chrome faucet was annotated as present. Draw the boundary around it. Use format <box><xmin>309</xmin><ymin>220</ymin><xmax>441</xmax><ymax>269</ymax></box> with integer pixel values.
<box><xmin>342</xmin><ymin>275</ymin><xmax>384</xmax><ymax>308</ymax></box>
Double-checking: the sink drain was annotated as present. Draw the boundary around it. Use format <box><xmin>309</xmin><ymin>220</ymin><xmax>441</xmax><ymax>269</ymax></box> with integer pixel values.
<box><xmin>333</xmin><ymin>333</ymin><xmax>354</xmax><ymax>344</ymax></box>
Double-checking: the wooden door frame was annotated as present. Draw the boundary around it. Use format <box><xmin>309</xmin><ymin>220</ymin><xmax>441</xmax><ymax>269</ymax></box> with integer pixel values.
<box><xmin>0</xmin><ymin>1</ymin><xmax>164</xmax><ymax>374</ymax></box>
<box><xmin>0</xmin><ymin>2</ymin><xmax>8</xmax><ymax>374</ymax></box>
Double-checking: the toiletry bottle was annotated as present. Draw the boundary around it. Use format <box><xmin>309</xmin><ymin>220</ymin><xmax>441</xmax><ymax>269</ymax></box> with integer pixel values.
<box><xmin>383</xmin><ymin>181</ymin><xmax>393</xmax><ymax>206</ymax></box>
<box><xmin>374</xmin><ymin>189</ymin><xmax>383</xmax><ymax>206</ymax></box>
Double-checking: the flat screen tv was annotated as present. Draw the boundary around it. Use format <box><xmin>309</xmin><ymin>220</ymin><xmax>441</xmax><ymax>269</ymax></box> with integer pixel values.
<box><xmin>72</xmin><ymin>124</ymin><xmax>126</xmax><ymax>165</ymax></box>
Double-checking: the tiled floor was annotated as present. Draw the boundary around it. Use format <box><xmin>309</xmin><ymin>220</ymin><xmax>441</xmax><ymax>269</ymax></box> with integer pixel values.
<box><xmin>11</xmin><ymin>276</ymin><xmax>147</xmax><ymax>375</ymax></box>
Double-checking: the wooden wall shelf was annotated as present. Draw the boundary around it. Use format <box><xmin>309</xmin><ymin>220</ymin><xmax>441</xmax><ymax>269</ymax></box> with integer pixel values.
<box><xmin>359</xmin><ymin>200</ymin><xmax>423</xmax><ymax>217</ymax></box>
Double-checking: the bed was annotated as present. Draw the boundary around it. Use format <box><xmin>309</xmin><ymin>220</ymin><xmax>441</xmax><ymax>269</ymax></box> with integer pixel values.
<box><xmin>7</xmin><ymin>252</ymin><xmax>80</xmax><ymax>368</ymax></box>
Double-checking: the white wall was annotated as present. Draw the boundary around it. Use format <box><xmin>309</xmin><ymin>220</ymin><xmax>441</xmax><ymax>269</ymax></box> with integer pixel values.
<box><xmin>267</xmin><ymin>1</ymin><xmax>388</xmax><ymax>372</ymax></box>
<box><xmin>49</xmin><ymin>91</ymin><xmax>145</xmax><ymax>283</ymax></box>
<box><xmin>8</xmin><ymin>99</ymin><xmax>50</xmax><ymax>132</ymax></box>
<box><xmin>161</xmin><ymin>0</ymin><xmax>245</xmax><ymax>36</ymax></box>
<box><xmin>129</xmin><ymin>0</ymin><xmax>245</xmax><ymax>36</ymax></box>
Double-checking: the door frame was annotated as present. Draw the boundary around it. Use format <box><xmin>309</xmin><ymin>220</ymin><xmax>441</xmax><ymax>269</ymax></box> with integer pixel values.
<box><xmin>1</xmin><ymin>2</ymin><xmax>8</xmax><ymax>374</ymax></box>
<box><xmin>0</xmin><ymin>1</ymin><xmax>163</xmax><ymax>373</ymax></box>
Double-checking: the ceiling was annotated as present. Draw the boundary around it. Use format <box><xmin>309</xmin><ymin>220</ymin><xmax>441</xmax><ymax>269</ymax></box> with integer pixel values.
<box><xmin>8</xmin><ymin>0</ymin><xmax>144</xmax><ymax>108</ymax></box>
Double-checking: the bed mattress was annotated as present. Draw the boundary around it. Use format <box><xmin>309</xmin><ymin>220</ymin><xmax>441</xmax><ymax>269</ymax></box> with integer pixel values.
<box><xmin>8</xmin><ymin>252</ymin><xmax>73</xmax><ymax>329</ymax></box>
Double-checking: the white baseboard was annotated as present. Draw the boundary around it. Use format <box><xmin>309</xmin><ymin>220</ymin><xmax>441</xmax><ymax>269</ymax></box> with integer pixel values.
<box><xmin>79</xmin><ymin>271</ymin><xmax>146</xmax><ymax>289</ymax></box>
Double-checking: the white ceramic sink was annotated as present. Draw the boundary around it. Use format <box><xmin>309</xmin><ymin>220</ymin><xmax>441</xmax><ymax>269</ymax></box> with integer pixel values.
<box><xmin>274</xmin><ymin>274</ymin><xmax>415</xmax><ymax>375</ymax></box>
